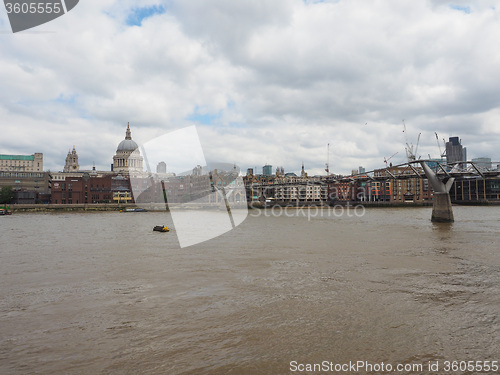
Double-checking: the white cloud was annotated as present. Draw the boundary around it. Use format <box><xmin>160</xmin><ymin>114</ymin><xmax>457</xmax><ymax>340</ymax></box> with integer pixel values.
<box><xmin>1</xmin><ymin>0</ymin><xmax>500</xmax><ymax>175</ymax></box>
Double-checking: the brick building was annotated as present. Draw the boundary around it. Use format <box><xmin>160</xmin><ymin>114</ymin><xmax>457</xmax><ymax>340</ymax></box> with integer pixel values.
<box><xmin>51</xmin><ymin>174</ymin><xmax>114</xmax><ymax>204</ymax></box>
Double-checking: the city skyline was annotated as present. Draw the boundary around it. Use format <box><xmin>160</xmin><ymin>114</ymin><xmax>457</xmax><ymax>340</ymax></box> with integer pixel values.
<box><xmin>2</xmin><ymin>1</ymin><xmax>500</xmax><ymax>175</ymax></box>
<box><xmin>1</xmin><ymin>126</ymin><xmax>497</xmax><ymax>177</ymax></box>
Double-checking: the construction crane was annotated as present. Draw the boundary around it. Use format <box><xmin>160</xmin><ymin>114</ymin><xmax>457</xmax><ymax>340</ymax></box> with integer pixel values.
<box><xmin>384</xmin><ymin>151</ymin><xmax>398</xmax><ymax>167</ymax></box>
<box><xmin>413</xmin><ymin>133</ymin><xmax>421</xmax><ymax>160</ymax></box>
<box><xmin>402</xmin><ymin>120</ymin><xmax>421</xmax><ymax>162</ymax></box>
<box><xmin>435</xmin><ymin>132</ymin><xmax>446</xmax><ymax>159</ymax></box>
<box><xmin>325</xmin><ymin>143</ymin><xmax>330</xmax><ymax>174</ymax></box>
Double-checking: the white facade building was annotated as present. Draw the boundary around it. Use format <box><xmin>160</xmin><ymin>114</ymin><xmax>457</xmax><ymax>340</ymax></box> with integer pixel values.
<box><xmin>0</xmin><ymin>153</ymin><xmax>43</xmax><ymax>172</ymax></box>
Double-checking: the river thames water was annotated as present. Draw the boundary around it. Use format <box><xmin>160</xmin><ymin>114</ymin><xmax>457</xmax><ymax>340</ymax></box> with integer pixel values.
<box><xmin>1</xmin><ymin>206</ymin><xmax>499</xmax><ymax>374</ymax></box>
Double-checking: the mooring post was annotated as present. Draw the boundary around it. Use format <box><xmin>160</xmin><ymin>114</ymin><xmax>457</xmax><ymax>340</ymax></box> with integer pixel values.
<box><xmin>419</xmin><ymin>161</ymin><xmax>455</xmax><ymax>222</ymax></box>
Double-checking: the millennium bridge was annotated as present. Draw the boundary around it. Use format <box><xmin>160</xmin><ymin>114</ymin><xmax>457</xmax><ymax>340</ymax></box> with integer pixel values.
<box><xmin>246</xmin><ymin>160</ymin><xmax>500</xmax><ymax>223</ymax></box>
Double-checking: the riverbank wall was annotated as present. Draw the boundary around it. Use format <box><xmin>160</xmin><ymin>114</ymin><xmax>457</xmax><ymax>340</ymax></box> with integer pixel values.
<box><xmin>8</xmin><ymin>200</ymin><xmax>500</xmax><ymax>212</ymax></box>
<box><xmin>10</xmin><ymin>203</ymin><xmax>138</xmax><ymax>212</ymax></box>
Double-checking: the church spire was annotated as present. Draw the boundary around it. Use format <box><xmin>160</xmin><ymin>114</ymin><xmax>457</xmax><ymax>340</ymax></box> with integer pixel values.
<box><xmin>125</xmin><ymin>122</ymin><xmax>132</xmax><ymax>140</ymax></box>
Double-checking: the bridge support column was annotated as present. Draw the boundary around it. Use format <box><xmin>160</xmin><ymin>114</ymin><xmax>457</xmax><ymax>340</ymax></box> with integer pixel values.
<box><xmin>418</xmin><ymin>161</ymin><xmax>455</xmax><ymax>223</ymax></box>
<box><xmin>431</xmin><ymin>192</ymin><xmax>454</xmax><ymax>223</ymax></box>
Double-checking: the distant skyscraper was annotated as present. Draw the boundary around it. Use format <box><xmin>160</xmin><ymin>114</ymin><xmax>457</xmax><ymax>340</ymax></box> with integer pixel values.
<box><xmin>262</xmin><ymin>164</ymin><xmax>272</xmax><ymax>176</ymax></box>
<box><xmin>157</xmin><ymin>161</ymin><xmax>167</xmax><ymax>174</ymax></box>
<box><xmin>445</xmin><ymin>137</ymin><xmax>466</xmax><ymax>164</ymax></box>
<box><xmin>472</xmin><ymin>157</ymin><xmax>492</xmax><ymax>170</ymax></box>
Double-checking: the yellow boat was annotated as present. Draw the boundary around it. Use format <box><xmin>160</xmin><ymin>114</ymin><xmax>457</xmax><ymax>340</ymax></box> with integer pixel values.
<box><xmin>153</xmin><ymin>225</ymin><xmax>169</xmax><ymax>232</ymax></box>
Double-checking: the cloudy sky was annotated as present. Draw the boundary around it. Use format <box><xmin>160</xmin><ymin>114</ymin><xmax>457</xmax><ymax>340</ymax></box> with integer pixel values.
<box><xmin>1</xmin><ymin>0</ymin><xmax>500</xmax><ymax>175</ymax></box>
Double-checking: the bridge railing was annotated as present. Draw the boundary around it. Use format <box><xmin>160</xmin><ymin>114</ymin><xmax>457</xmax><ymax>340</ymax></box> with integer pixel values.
<box><xmin>325</xmin><ymin>160</ymin><xmax>500</xmax><ymax>184</ymax></box>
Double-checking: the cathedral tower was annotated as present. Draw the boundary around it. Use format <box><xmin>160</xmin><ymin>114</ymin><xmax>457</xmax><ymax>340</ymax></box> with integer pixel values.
<box><xmin>63</xmin><ymin>146</ymin><xmax>79</xmax><ymax>172</ymax></box>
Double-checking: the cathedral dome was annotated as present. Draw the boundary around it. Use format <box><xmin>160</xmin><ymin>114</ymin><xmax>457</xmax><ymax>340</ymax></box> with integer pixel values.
<box><xmin>117</xmin><ymin>139</ymin><xmax>139</xmax><ymax>152</ymax></box>
<box><xmin>116</xmin><ymin>123</ymin><xmax>139</xmax><ymax>152</ymax></box>
<box><xmin>113</xmin><ymin>123</ymin><xmax>144</xmax><ymax>175</ymax></box>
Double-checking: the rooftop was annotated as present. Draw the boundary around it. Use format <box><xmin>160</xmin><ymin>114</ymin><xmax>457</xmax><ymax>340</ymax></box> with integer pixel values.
<box><xmin>0</xmin><ymin>154</ymin><xmax>35</xmax><ymax>161</ymax></box>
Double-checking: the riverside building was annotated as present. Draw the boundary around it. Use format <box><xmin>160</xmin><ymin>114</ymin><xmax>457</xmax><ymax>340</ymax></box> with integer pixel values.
<box><xmin>0</xmin><ymin>153</ymin><xmax>43</xmax><ymax>172</ymax></box>
<box><xmin>0</xmin><ymin>153</ymin><xmax>49</xmax><ymax>203</ymax></box>
<box><xmin>52</xmin><ymin>123</ymin><xmax>144</xmax><ymax>204</ymax></box>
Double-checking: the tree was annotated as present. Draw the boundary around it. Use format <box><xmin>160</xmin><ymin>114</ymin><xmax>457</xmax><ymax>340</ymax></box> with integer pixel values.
<box><xmin>0</xmin><ymin>186</ymin><xmax>14</xmax><ymax>207</ymax></box>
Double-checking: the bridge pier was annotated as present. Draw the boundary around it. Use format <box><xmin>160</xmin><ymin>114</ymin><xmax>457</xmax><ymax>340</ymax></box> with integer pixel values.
<box><xmin>418</xmin><ymin>161</ymin><xmax>455</xmax><ymax>223</ymax></box>
<box><xmin>431</xmin><ymin>192</ymin><xmax>454</xmax><ymax>223</ymax></box>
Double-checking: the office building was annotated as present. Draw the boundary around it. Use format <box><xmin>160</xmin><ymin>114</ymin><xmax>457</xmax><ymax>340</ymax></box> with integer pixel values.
<box><xmin>0</xmin><ymin>153</ymin><xmax>43</xmax><ymax>172</ymax></box>
<box><xmin>446</xmin><ymin>137</ymin><xmax>466</xmax><ymax>164</ymax></box>
<box><xmin>262</xmin><ymin>165</ymin><xmax>272</xmax><ymax>176</ymax></box>
<box><xmin>472</xmin><ymin>157</ymin><xmax>492</xmax><ymax>170</ymax></box>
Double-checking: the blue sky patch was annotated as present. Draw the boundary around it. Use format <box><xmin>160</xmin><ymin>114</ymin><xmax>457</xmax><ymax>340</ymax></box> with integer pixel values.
<box><xmin>303</xmin><ymin>0</ymin><xmax>339</xmax><ymax>4</ymax></box>
<box><xmin>188</xmin><ymin>107</ymin><xmax>221</xmax><ymax>125</ymax></box>
<box><xmin>56</xmin><ymin>93</ymin><xmax>77</xmax><ymax>104</ymax></box>
<box><xmin>449</xmin><ymin>4</ymin><xmax>471</xmax><ymax>13</ymax></box>
<box><xmin>126</xmin><ymin>5</ymin><xmax>166</xmax><ymax>26</ymax></box>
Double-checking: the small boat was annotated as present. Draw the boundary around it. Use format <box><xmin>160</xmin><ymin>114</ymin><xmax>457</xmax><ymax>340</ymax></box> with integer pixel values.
<box><xmin>153</xmin><ymin>225</ymin><xmax>169</xmax><ymax>232</ymax></box>
<box><xmin>120</xmin><ymin>208</ymin><xmax>147</xmax><ymax>212</ymax></box>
